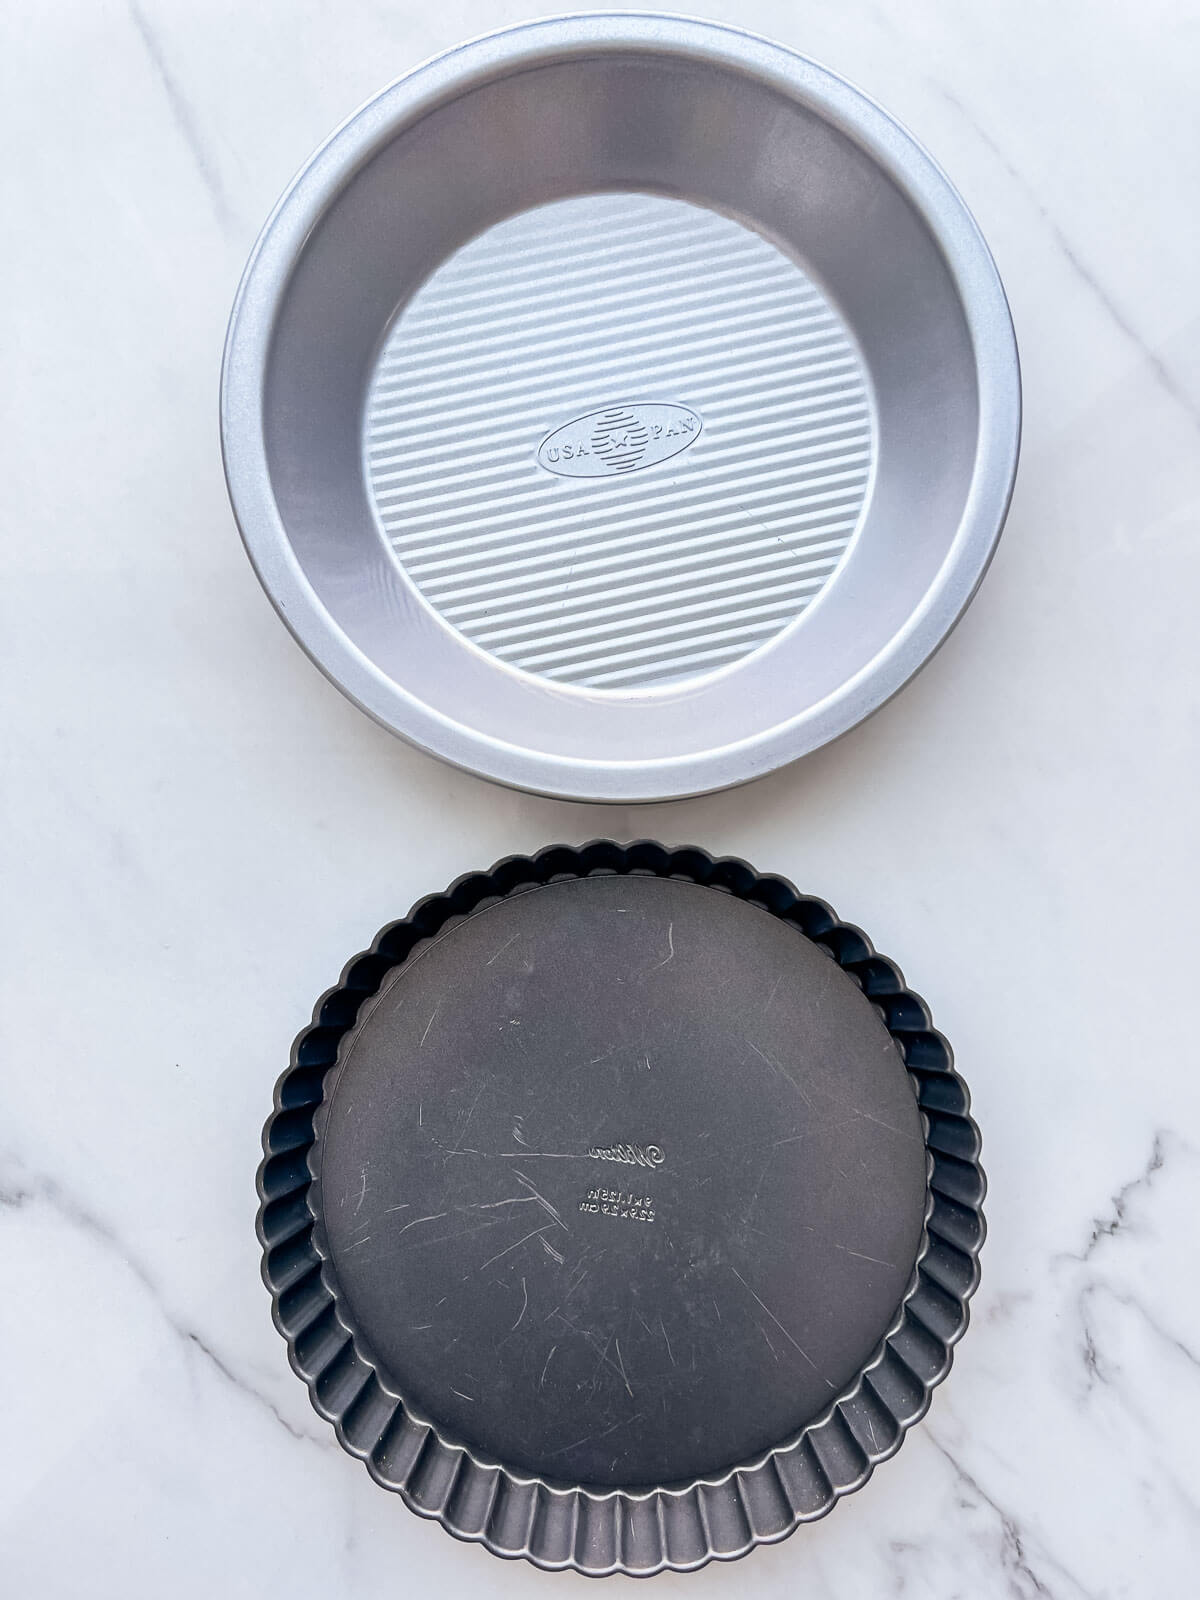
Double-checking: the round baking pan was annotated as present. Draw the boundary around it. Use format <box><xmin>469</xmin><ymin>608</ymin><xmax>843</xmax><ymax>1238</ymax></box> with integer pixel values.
<box><xmin>221</xmin><ymin>14</ymin><xmax>1020</xmax><ymax>802</ymax></box>
<box><xmin>256</xmin><ymin>842</ymin><xmax>984</xmax><ymax>1575</ymax></box>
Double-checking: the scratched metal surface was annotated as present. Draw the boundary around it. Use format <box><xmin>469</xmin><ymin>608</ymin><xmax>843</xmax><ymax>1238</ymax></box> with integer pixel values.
<box><xmin>313</xmin><ymin>873</ymin><xmax>927</xmax><ymax>1486</ymax></box>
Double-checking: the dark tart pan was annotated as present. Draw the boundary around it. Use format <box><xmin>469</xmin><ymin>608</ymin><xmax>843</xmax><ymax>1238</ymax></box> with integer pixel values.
<box><xmin>256</xmin><ymin>842</ymin><xmax>984</xmax><ymax>1575</ymax></box>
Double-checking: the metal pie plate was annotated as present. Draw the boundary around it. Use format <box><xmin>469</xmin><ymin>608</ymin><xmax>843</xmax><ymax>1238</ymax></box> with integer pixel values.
<box><xmin>222</xmin><ymin>16</ymin><xmax>1020</xmax><ymax>800</ymax></box>
<box><xmin>256</xmin><ymin>842</ymin><xmax>985</xmax><ymax>1576</ymax></box>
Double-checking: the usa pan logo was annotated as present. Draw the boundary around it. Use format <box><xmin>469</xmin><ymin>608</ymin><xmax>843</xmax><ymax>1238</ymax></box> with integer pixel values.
<box><xmin>537</xmin><ymin>402</ymin><xmax>702</xmax><ymax>478</ymax></box>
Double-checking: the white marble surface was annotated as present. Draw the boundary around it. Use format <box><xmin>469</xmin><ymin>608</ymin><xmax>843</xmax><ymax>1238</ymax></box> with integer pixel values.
<box><xmin>3</xmin><ymin>2</ymin><xmax>1199</xmax><ymax>1595</ymax></box>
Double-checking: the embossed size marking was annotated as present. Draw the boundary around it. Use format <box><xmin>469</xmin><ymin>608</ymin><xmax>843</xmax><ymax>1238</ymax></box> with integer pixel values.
<box><xmin>578</xmin><ymin>1186</ymin><xmax>656</xmax><ymax>1223</ymax></box>
<box><xmin>537</xmin><ymin>403</ymin><xmax>702</xmax><ymax>477</ymax></box>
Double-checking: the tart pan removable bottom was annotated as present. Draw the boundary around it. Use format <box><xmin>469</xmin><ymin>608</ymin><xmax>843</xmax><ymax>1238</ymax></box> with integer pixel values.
<box><xmin>257</xmin><ymin>842</ymin><xmax>984</xmax><ymax>1576</ymax></box>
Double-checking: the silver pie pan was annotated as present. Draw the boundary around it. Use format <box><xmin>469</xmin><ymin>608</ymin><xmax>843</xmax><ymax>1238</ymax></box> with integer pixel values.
<box><xmin>221</xmin><ymin>14</ymin><xmax>1020</xmax><ymax>802</ymax></box>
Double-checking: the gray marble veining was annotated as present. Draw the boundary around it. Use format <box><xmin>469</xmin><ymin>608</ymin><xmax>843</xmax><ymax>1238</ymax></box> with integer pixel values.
<box><xmin>2</xmin><ymin>1</ymin><xmax>1199</xmax><ymax>1596</ymax></box>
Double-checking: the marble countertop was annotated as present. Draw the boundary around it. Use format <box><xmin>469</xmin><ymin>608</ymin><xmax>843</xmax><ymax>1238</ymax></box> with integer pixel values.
<box><xmin>3</xmin><ymin>3</ymin><xmax>1199</xmax><ymax>1596</ymax></box>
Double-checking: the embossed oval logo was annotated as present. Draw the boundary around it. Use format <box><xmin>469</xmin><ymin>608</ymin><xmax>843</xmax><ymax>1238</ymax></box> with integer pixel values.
<box><xmin>537</xmin><ymin>403</ymin><xmax>702</xmax><ymax>478</ymax></box>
